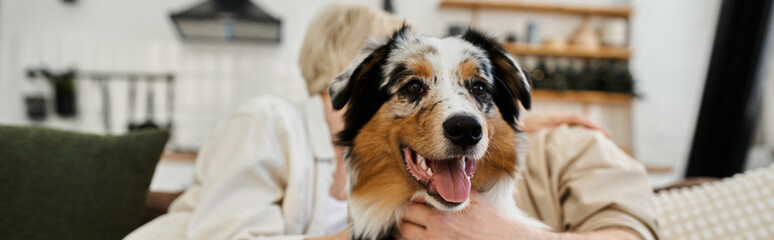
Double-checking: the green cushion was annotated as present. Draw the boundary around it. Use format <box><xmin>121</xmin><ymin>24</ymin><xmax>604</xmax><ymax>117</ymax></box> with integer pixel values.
<box><xmin>0</xmin><ymin>125</ymin><xmax>169</xmax><ymax>240</ymax></box>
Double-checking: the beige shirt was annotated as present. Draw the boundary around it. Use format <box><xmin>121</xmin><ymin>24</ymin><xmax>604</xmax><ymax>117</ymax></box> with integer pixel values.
<box><xmin>517</xmin><ymin>125</ymin><xmax>661</xmax><ymax>240</ymax></box>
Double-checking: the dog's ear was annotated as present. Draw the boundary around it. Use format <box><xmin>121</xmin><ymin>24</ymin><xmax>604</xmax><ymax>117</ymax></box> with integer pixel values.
<box><xmin>329</xmin><ymin>25</ymin><xmax>412</xmax><ymax>110</ymax></box>
<box><xmin>461</xmin><ymin>28</ymin><xmax>531</xmax><ymax>127</ymax></box>
<box><xmin>329</xmin><ymin>41</ymin><xmax>389</xmax><ymax>110</ymax></box>
<box><xmin>328</xmin><ymin>25</ymin><xmax>412</xmax><ymax>146</ymax></box>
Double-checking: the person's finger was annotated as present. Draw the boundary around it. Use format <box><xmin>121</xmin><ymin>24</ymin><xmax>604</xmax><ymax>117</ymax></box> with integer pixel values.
<box><xmin>397</xmin><ymin>221</ymin><xmax>426</xmax><ymax>240</ymax></box>
<box><xmin>410</xmin><ymin>195</ymin><xmax>427</xmax><ymax>204</ymax></box>
<box><xmin>564</xmin><ymin>114</ymin><xmax>612</xmax><ymax>138</ymax></box>
<box><xmin>582</xmin><ymin>121</ymin><xmax>611</xmax><ymax>138</ymax></box>
<box><xmin>402</xmin><ymin>203</ymin><xmax>432</xmax><ymax>226</ymax></box>
<box><xmin>336</xmin><ymin>228</ymin><xmax>352</xmax><ymax>240</ymax></box>
<box><xmin>469</xmin><ymin>191</ymin><xmax>485</xmax><ymax>202</ymax></box>
<box><xmin>563</xmin><ymin>114</ymin><xmax>586</xmax><ymax>125</ymax></box>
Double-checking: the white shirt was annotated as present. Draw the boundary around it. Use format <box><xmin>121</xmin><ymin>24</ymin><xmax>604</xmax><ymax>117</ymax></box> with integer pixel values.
<box><xmin>323</xmin><ymin>194</ymin><xmax>349</xmax><ymax>235</ymax></box>
<box><xmin>126</xmin><ymin>95</ymin><xmax>346</xmax><ymax>240</ymax></box>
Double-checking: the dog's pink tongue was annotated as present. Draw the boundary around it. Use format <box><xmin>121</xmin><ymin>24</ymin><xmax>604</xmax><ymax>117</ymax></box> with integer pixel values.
<box><xmin>431</xmin><ymin>158</ymin><xmax>470</xmax><ymax>203</ymax></box>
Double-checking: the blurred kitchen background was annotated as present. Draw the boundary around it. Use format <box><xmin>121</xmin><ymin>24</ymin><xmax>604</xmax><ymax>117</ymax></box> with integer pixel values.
<box><xmin>1</xmin><ymin>0</ymin><xmax>772</xmax><ymax>191</ymax></box>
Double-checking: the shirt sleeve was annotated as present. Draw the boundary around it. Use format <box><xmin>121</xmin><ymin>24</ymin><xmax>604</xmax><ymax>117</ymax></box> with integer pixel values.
<box><xmin>125</xmin><ymin>97</ymin><xmax>314</xmax><ymax>240</ymax></box>
<box><xmin>519</xmin><ymin>125</ymin><xmax>661</xmax><ymax>240</ymax></box>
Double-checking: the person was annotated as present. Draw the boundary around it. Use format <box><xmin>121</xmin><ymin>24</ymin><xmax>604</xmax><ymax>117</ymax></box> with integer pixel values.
<box><xmin>126</xmin><ymin>3</ymin><xmax>659</xmax><ymax>240</ymax></box>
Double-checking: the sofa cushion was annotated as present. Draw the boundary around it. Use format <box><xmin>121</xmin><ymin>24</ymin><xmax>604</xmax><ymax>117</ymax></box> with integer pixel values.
<box><xmin>0</xmin><ymin>125</ymin><xmax>169</xmax><ymax>240</ymax></box>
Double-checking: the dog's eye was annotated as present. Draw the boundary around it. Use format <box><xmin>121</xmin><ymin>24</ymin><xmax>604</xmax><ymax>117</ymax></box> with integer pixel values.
<box><xmin>403</xmin><ymin>80</ymin><xmax>425</xmax><ymax>95</ymax></box>
<box><xmin>470</xmin><ymin>82</ymin><xmax>486</xmax><ymax>96</ymax></box>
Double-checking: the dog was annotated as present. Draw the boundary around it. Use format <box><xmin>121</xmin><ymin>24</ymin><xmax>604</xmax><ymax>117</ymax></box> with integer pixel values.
<box><xmin>329</xmin><ymin>25</ymin><xmax>549</xmax><ymax>239</ymax></box>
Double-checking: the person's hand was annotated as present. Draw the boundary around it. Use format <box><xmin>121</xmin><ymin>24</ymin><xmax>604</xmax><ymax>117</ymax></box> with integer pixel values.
<box><xmin>395</xmin><ymin>192</ymin><xmax>553</xmax><ymax>240</ymax></box>
<box><xmin>305</xmin><ymin>228</ymin><xmax>351</xmax><ymax>240</ymax></box>
<box><xmin>519</xmin><ymin>112</ymin><xmax>611</xmax><ymax>138</ymax></box>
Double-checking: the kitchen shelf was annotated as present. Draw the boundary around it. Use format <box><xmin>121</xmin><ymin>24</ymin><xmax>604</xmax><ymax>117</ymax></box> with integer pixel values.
<box><xmin>504</xmin><ymin>43</ymin><xmax>631</xmax><ymax>59</ymax></box>
<box><xmin>532</xmin><ymin>89</ymin><xmax>634</xmax><ymax>104</ymax></box>
<box><xmin>440</xmin><ymin>0</ymin><xmax>632</xmax><ymax>18</ymax></box>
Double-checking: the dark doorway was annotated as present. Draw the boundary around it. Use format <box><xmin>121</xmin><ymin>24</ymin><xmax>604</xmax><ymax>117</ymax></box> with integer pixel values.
<box><xmin>686</xmin><ymin>0</ymin><xmax>774</xmax><ymax>178</ymax></box>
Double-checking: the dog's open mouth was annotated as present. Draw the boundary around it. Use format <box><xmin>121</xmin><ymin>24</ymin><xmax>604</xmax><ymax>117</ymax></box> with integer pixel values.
<box><xmin>402</xmin><ymin>147</ymin><xmax>476</xmax><ymax>205</ymax></box>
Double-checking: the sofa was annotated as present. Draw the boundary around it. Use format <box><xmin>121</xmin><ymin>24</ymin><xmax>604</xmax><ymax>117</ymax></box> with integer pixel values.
<box><xmin>0</xmin><ymin>125</ymin><xmax>169</xmax><ymax>239</ymax></box>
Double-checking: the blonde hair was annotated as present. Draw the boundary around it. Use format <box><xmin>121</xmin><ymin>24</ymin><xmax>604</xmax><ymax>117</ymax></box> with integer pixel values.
<box><xmin>299</xmin><ymin>3</ymin><xmax>405</xmax><ymax>96</ymax></box>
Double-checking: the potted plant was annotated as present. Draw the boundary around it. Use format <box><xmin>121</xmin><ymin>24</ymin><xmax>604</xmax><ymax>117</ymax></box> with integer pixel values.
<box><xmin>40</xmin><ymin>69</ymin><xmax>78</xmax><ymax>117</ymax></box>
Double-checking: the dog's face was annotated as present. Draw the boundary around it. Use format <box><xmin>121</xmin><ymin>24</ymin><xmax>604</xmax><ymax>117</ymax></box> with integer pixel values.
<box><xmin>330</xmin><ymin>26</ymin><xmax>530</xmax><ymax>236</ymax></box>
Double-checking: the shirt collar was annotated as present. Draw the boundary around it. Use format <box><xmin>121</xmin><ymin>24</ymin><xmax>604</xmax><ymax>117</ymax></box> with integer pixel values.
<box><xmin>302</xmin><ymin>95</ymin><xmax>336</xmax><ymax>162</ymax></box>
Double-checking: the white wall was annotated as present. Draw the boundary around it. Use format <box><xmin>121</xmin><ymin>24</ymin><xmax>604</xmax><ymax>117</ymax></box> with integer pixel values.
<box><xmin>0</xmin><ymin>0</ymin><xmax>723</xmax><ymax>183</ymax></box>
<box><xmin>0</xmin><ymin>0</ymin><xmax>351</xmax><ymax>148</ymax></box>
<box><xmin>630</xmin><ymin>0</ymin><xmax>722</xmax><ymax>184</ymax></box>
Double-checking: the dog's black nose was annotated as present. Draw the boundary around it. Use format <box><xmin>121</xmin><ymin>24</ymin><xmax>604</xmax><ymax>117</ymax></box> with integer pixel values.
<box><xmin>443</xmin><ymin>115</ymin><xmax>482</xmax><ymax>147</ymax></box>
